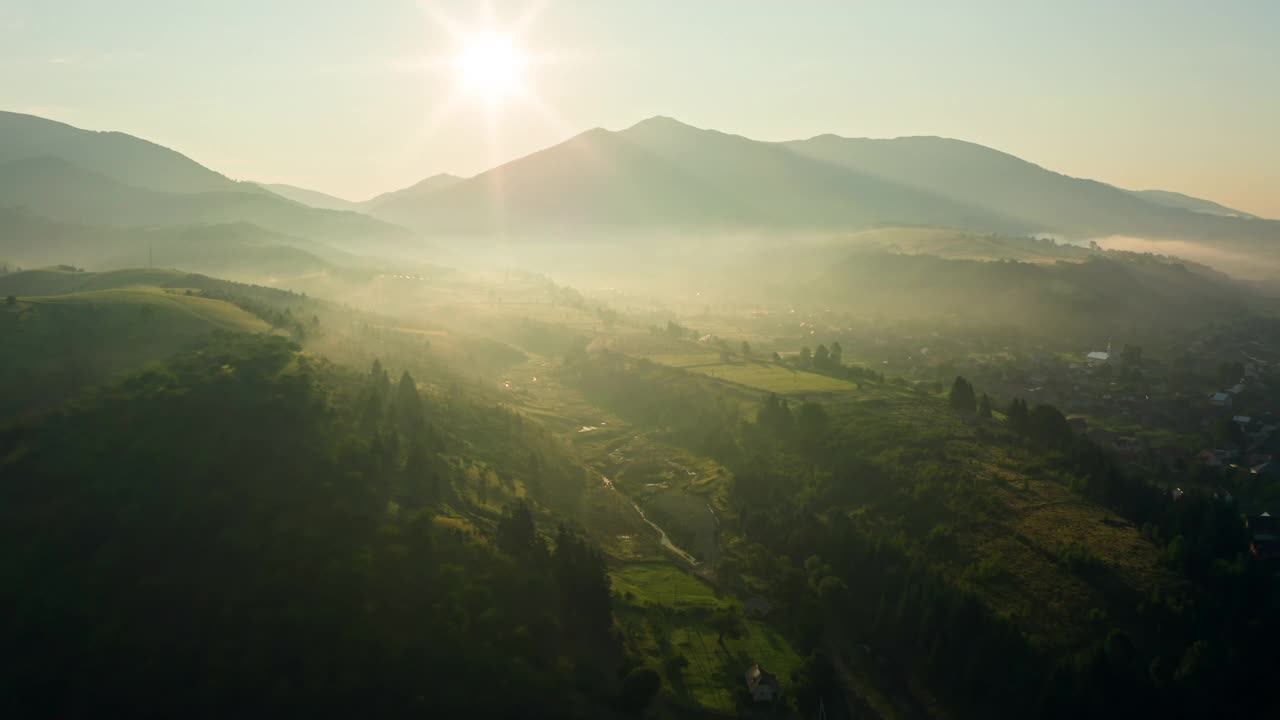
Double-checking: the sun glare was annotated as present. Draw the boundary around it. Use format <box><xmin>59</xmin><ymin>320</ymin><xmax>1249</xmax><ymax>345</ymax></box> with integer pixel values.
<box><xmin>455</xmin><ymin>32</ymin><xmax>527</xmax><ymax>102</ymax></box>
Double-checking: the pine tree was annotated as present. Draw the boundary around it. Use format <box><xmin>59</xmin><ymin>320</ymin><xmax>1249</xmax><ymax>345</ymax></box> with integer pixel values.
<box><xmin>978</xmin><ymin>393</ymin><xmax>992</xmax><ymax>419</ymax></box>
<box><xmin>1008</xmin><ymin>398</ymin><xmax>1030</xmax><ymax>433</ymax></box>
<box><xmin>395</xmin><ymin>370</ymin><xmax>424</xmax><ymax>433</ymax></box>
<box><xmin>497</xmin><ymin>501</ymin><xmax>546</xmax><ymax>563</ymax></box>
<box><xmin>949</xmin><ymin>376</ymin><xmax>977</xmax><ymax>414</ymax></box>
<box><xmin>814</xmin><ymin>344</ymin><xmax>831</xmax><ymax>370</ymax></box>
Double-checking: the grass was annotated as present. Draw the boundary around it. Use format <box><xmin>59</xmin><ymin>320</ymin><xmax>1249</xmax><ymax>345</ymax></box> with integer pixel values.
<box><xmin>641</xmin><ymin>352</ymin><xmax>859</xmax><ymax>395</ymax></box>
<box><xmin>612</xmin><ymin>562</ymin><xmax>803</xmax><ymax>715</ymax></box>
<box><xmin>25</xmin><ymin>288</ymin><xmax>270</xmax><ymax>332</ymax></box>
<box><xmin>0</xmin><ymin>267</ymin><xmax>192</xmax><ymax>296</ymax></box>
<box><xmin>612</xmin><ymin>563</ymin><xmax>726</xmax><ymax>611</ymax></box>
<box><xmin>1</xmin><ymin>287</ymin><xmax>270</xmax><ymax>416</ymax></box>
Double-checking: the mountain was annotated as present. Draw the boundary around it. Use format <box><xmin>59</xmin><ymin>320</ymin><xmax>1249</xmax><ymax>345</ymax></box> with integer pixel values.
<box><xmin>0</xmin><ymin>155</ymin><xmax>411</xmax><ymax>249</ymax></box>
<box><xmin>362</xmin><ymin>116</ymin><xmax>1280</xmax><ymax>267</ymax></box>
<box><xmin>367</xmin><ymin>118</ymin><xmax>1014</xmax><ymax>233</ymax></box>
<box><xmin>784</xmin><ymin>133</ymin><xmax>1280</xmax><ymax>246</ymax></box>
<box><xmin>1127</xmin><ymin>188</ymin><xmax>1257</xmax><ymax>219</ymax></box>
<box><xmin>0</xmin><ymin>206</ymin><xmax>348</xmax><ymax>277</ymax></box>
<box><xmin>0</xmin><ymin>110</ymin><xmax>257</xmax><ymax>195</ymax></box>
<box><xmin>361</xmin><ymin>173</ymin><xmax>463</xmax><ymax>210</ymax></box>
<box><xmin>257</xmin><ymin>182</ymin><xmax>361</xmax><ymax>212</ymax></box>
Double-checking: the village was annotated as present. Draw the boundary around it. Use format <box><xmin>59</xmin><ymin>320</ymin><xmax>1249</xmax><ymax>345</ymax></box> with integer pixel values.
<box><xmin>673</xmin><ymin>304</ymin><xmax>1280</xmax><ymax>573</ymax></box>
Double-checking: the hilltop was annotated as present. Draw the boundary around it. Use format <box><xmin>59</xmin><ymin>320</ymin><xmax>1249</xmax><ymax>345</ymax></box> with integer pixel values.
<box><xmin>0</xmin><ymin>270</ymin><xmax>274</xmax><ymax>416</ymax></box>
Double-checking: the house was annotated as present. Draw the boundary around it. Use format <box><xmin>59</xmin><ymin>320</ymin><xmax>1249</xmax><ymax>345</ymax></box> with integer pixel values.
<box><xmin>1086</xmin><ymin>350</ymin><xmax>1110</xmax><ymax>366</ymax></box>
<box><xmin>1251</xmin><ymin>462</ymin><xmax>1280</xmax><ymax>481</ymax></box>
<box><xmin>744</xmin><ymin>664</ymin><xmax>780</xmax><ymax>703</ymax></box>
<box><xmin>1209</xmin><ymin>392</ymin><xmax>1232</xmax><ymax>408</ymax></box>
<box><xmin>1246</xmin><ymin>512</ymin><xmax>1280</xmax><ymax>562</ymax></box>
<box><xmin>1067</xmin><ymin>416</ymin><xmax>1089</xmax><ymax>435</ymax></box>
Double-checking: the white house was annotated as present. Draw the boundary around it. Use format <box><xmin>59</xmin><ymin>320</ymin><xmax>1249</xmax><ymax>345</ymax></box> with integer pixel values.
<box><xmin>1210</xmin><ymin>392</ymin><xmax>1232</xmax><ymax>408</ymax></box>
<box><xmin>744</xmin><ymin>664</ymin><xmax>780</xmax><ymax>703</ymax></box>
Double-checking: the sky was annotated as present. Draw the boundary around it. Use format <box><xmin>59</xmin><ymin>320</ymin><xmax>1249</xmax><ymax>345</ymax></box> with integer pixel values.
<box><xmin>2</xmin><ymin>0</ymin><xmax>1278</xmax><ymax>217</ymax></box>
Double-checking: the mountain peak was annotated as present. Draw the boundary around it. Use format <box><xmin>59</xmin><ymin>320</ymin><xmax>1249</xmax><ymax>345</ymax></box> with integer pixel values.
<box><xmin>623</xmin><ymin>116</ymin><xmax>702</xmax><ymax>134</ymax></box>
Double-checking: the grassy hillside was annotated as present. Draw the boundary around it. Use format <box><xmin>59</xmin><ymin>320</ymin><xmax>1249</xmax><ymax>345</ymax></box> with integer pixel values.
<box><xmin>0</xmin><ymin>273</ymin><xmax>274</xmax><ymax>416</ymax></box>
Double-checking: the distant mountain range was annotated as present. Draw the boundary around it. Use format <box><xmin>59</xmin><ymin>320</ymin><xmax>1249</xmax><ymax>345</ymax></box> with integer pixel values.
<box><xmin>0</xmin><ymin>111</ymin><xmax>413</xmax><ymax>259</ymax></box>
<box><xmin>3</xmin><ymin>110</ymin><xmax>1277</xmax><ymax>276</ymax></box>
<box><xmin>354</xmin><ymin>117</ymin><xmax>1277</xmax><ymax>250</ymax></box>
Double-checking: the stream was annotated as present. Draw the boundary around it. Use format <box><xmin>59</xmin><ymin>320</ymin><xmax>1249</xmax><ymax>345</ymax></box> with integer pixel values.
<box><xmin>602</xmin><ymin>474</ymin><xmax>699</xmax><ymax>566</ymax></box>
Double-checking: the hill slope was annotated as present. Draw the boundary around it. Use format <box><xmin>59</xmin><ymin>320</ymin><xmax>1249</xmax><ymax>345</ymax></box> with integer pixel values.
<box><xmin>785</xmin><ymin>133</ymin><xmax>1280</xmax><ymax>249</ymax></box>
<box><xmin>0</xmin><ymin>156</ymin><xmax>411</xmax><ymax>248</ymax></box>
<box><xmin>0</xmin><ymin>207</ymin><xmax>347</xmax><ymax>277</ymax></box>
<box><xmin>257</xmin><ymin>182</ymin><xmax>361</xmax><ymax>211</ymax></box>
<box><xmin>0</xmin><ymin>279</ymin><xmax>271</xmax><ymax>416</ymax></box>
<box><xmin>0</xmin><ymin>110</ymin><xmax>254</xmax><ymax>194</ymax></box>
<box><xmin>361</xmin><ymin>173</ymin><xmax>463</xmax><ymax>211</ymax></box>
<box><xmin>0</xmin><ymin>333</ymin><xmax>628</xmax><ymax>718</ymax></box>
<box><xmin>1128</xmin><ymin>188</ymin><xmax>1257</xmax><ymax>218</ymax></box>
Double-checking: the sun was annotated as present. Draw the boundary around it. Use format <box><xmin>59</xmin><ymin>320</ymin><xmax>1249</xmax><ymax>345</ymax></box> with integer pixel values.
<box><xmin>455</xmin><ymin>32</ymin><xmax>527</xmax><ymax>102</ymax></box>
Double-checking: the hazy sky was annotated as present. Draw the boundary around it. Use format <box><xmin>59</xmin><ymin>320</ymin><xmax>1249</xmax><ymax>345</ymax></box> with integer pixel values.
<box><xmin>3</xmin><ymin>1</ymin><xmax>1277</xmax><ymax>216</ymax></box>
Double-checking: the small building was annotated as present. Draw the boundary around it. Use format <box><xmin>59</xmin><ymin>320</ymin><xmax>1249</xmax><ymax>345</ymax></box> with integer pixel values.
<box><xmin>1086</xmin><ymin>351</ymin><xmax>1110</xmax><ymax>366</ymax></box>
<box><xmin>1209</xmin><ymin>392</ymin><xmax>1233</xmax><ymax>408</ymax></box>
<box><xmin>1251</xmin><ymin>462</ymin><xmax>1280</xmax><ymax>481</ymax></box>
<box><xmin>1246</xmin><ymin>512</ymin><xmax>1280</xmax><ymax>562</ymax></box>
<box><xmin>1067</xmin><ymin>416</ymin><xmax>1089</xmax><ymax>435</ymax></box>
<box><xmin>744</xmin><ymin>664</ymin><xmax>780</xmax><ymax>703</ymax></box>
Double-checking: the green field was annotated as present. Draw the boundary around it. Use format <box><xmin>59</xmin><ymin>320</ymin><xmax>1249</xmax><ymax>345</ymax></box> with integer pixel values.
<box><xmin>612</xmin><ymin>563</ymin><xmax>803</xmax><ymax>714</ymax></box>
<box><xmin>641</xmin><ymin>353</ymin><xmax>858</xmax><ymax>394</ymax></box>
<box><xmin>25</xmin><ymin>288</ymin><xmax>271</xmax><ymax>332</ymax></box>
<box><xmin>612</xmin><ymin>562</ymin><xmax>726</xmax><ymax>611</ymax></box>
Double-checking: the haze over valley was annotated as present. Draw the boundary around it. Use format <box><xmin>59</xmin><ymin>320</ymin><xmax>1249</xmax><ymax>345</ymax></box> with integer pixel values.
<box><xmin>3</xmin><ymin>3</ymin><xmax>1280</xmax><ymax>718</ymax></box>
